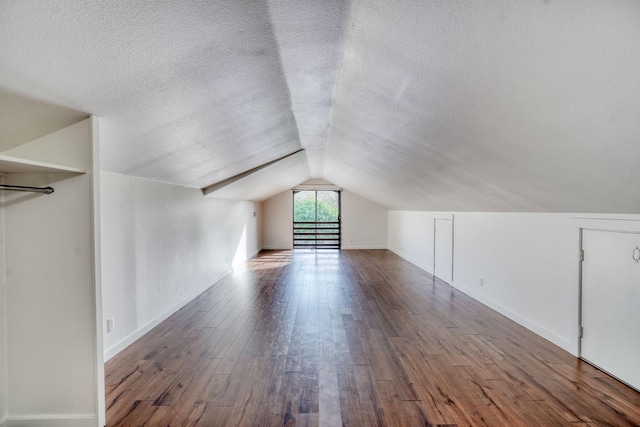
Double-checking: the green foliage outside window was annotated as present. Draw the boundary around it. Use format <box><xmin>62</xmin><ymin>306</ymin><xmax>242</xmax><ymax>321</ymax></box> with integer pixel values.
<box><xmin>294</xmin><ymin>198</ymin><xmax>339</xmax><ymax>222</ymax></box>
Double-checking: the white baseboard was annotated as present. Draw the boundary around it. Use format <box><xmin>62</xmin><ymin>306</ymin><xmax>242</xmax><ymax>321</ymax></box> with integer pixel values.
<box><xmin>387</xmin><ymin>246</ymin><xmax>433</xmax><ymax>274</ymax></box>
<box><xmin>341</xmin><ymin>245</ymin><xmax>387</xmax><ymax>250</ymax></box>
<box><xmin>451</xmin><ymin>281</ymin><xmax>572</xmax><ymax>353</ymax></box>
<box><xmin>248</xmin><ymin>248</ymin><xmax>262</xmax><ymax>259</ymax></box>
<box><xmin>388</xmin><ymin>246</ymin><xmax>573</xmax><ymax>355</ymax></box>
<box><xmin>232</xmin><ymin>248</ymin><xmax>262</xmax><ymax>268</ymax></box>
<box><xmin>260</xmin><ymin>246</ymin><xmax>292</xmax><ymax>250</ymax></box>
<box><xmin>4</xmin><ymin>414</ymin><xmax>95</xmax><ymax>427</ymax></box>
<box><xmin>104</xmin><ymin>249</ymin><xmax>267</xmax><ymax>361</ymax></box>
<box><xmin>104</xmin><ymin>271</ymin><xmax>231</xmax><ymax>361</ymax></box>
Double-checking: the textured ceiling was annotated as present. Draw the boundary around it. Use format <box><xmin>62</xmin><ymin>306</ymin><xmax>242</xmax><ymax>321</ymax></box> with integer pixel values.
<box><xmin>0</xmin><ymin>1</ymin><xmax>639</xmax><ymax>211</ymax></box>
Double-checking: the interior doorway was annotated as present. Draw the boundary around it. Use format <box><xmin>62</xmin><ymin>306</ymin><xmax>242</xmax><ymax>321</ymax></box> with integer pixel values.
<box><xmin>434</xmin><ymin>217</ymin><xmax>453</xmax><ymax>284</ymax></box>
<box><xmin>293</xmin><ymin>190</ymin><xmax>341</xmax><ymax>249</ymax></box>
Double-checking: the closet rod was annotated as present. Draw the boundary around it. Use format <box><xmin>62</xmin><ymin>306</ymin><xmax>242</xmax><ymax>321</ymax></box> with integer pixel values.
<box><xmin>0</xmin><ymin>184</ymin><xmax>54</xmax><ymax>194</ymax></box>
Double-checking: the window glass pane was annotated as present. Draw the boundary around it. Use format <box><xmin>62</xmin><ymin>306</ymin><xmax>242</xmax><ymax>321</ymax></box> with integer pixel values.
<box><xmin>316</xmin><ymin>191</ymin><xmax>339</xmax><ymax>222</ymax></box>
<box><xmin>293</xmin><ymin>191</ymin><xmax>316</xmax><ymax>222</ymax></box>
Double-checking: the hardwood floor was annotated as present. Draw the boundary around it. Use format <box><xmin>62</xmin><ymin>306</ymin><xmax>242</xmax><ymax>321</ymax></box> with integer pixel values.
<box><xmin>105</xmin><ymin>249</ymin><xmax>640</xmax><ymax>426</ymax></box>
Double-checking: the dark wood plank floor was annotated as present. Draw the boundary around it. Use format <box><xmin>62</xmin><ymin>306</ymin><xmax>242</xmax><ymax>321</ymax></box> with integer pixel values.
<box><xmin>105</xmin><ymin>249</ymin><xmax>640</xmax><ymax>426</ymax></box>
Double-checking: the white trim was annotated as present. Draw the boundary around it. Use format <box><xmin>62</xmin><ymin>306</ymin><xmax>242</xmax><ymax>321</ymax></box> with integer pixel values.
<box><xmin>572</xmin><ymin>215</ymin><xmax>640</xmax><ymax>358</ymax></box>
<box><xmin>247</xmin><ymin>248</ymin><xmax>262</xmax><ymax>259</ymax></box>
<box><xmin>89</xmin><ymin>115</ymin><xmax>105</xmax><ymax>427</ymax></box>
<box><xmin>104</xmin><ymin>270</ymin><xmax>231</xmax><ymax>361</ymax></box>
<box><xmin>4</xmin><ymin>414</ymin><xmax>95</xmax><ymax>427</ymax></box>
<box><xmin>292</xmin><ymin>184</ymin><xmax>342</xmax><ymax>191</ymax></box>
<box><xmin>389</xmin><ymin>246</ymin><xmax>573</xmax><ymax>354</ymax></box>
<box><xmin>452</xmin><ymin>280</ymin><xmax>572</xmax><ymax>353</ymax></box>
<box><xmin>341</xmin><ymin>246</ymin><xmax>387</xmax><ymax>250</ymax></box>
<box><xmin>388</xmin><ymin>246</ymin><xmax>433</xmax><ymax>274</ymax></box>
<box><xmin>0</xmin><ymin>154</ymin><xmax>86</xmax><ymax>174</ymax></box>
<box><xmin>433</xmin><ymin>216</ymin><xmax>454</xmax><ymax>284</ymax></box>
<box><xmin>261</xmin><ymin>246</ymin><xmax>292</xmax><ymax>251</ymax></box>
<box><xmin>576</xmin><ymin>221</ymin><xmax>640</xmax><ymax>364</ymax></box>
<box><xmin>1</xmin><ymin>177</ymin><xmax>6</xmax><ymax>427</ymax></box>
<box><xmin>431</xmin><ymin>213</ymin><xmax>455</xmax><ymax>220</ymax></box>
<box><xmin>105</xmin><ymin>243</ymin><xmax>262</xmax><ymax>362</ymax></box>
<box><xmin>571</xmin><ymin>216</ymin><xmax>640</xmax><ymax>233</ymax></box>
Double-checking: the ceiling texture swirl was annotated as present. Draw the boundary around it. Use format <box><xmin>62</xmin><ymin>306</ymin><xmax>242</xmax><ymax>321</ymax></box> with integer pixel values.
<box><xmin>1</xmin><ymin>0</ymin><xmax>639</xmax><ymax>212</ymax></box>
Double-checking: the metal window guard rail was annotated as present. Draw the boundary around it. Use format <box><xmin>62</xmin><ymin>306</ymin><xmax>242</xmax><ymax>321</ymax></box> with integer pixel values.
<box><xmin>293</xmin><ymin>221</ymin><xmax>341</xmax><ymax>249</ymax></box>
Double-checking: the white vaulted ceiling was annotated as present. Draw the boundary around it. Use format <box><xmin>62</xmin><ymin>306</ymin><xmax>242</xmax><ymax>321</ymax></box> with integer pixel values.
<box><xmin>0</xmin><ymin>1</ymin><xmax>639</xmax><ymax>212</ymax></box>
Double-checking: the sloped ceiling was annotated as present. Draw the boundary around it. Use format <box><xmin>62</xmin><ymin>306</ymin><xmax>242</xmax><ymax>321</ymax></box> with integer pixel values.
<box><xmin>0</xmin><ymin>1</ymin><xmax>638</xmax><ymax>211</ymax></box>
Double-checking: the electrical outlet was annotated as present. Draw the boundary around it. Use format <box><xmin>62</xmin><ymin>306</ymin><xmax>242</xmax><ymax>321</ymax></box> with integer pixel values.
<box><xmin>480</xmin><ymin>278</ymin><xmax>484</xmax><ymax>286</ymax></box>
<box><xmin>107</xmin><ymin>317</ymin><xmax>115</xmax><ymax>333</ymax></box>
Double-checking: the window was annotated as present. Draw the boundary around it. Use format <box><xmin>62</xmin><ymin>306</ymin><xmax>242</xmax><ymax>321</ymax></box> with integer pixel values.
<box><xmin>293</xmin><ymin>190</ymin><xmax>341</xmax><ymax>249</ymax></box>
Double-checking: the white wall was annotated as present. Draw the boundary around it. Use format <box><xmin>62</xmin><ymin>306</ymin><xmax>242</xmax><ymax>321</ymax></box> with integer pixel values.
<box><xmin>5</xmin><ymin>173</ymin><xmax>96</xmax><ymax>417</ymax></box>
<box><xmin>101</xmin><ymin>172</ymin><xmax>261</xmax><ymax>359</ymax></box>
<box><xmin>387</xmin><ymin>211</ymin><xmax>435</xmax><ymax>271</ymax></box>
<box><xmin>262</xmin><ymin>189</ymin><xmax>388</xmax><ymax>250</ymax></box>
<box><xmin>254</xmin><ymin>202</ymin><xmax>263</xmax><ymax>255</ymax></box>
<box><xmin>341</xmin><ymin>191</ymin><xmax>387</xmax><ymax>249</ymax></box>
<box><xmin>2</xmin><ymin>119</ymin><xmax>99</xmax><ymax>425</ymax></box>
<box><xmin>262</xmin><ymin>190</ymin><xmax>293</xmax><ymax>249</ymax></box>
<box><xmin>0</xmin><ymin>191</ymin><xmax>5</xmax><ymax>422</ymax></box>
<box><xmin>388</xmin><ymin>211</ymin><xmax>640</xmax><ymax>356</ymax></box>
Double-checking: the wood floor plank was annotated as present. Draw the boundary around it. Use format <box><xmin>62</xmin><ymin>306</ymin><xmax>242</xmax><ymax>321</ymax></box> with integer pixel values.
<box><xmin>317</xmin><ymin>304</ymin><xmax>342</xmax><ymax>427</ymax></box>
<box><xmin>165</xmin><ymin>358</ymin><xmax>223</xmax><ymax>423</ymax></box>
<box><xmin>372</xmin><ymin>380</ymin><xmax>405</xmax><ymax>427</ymax></box>
<box><xmin>334</xmin><ymin>350</ymin><xmax>365</xmax><ymax>427</ymax></box>
<box><xmin>105</xmin><ymin>249</ymin><xmax>640</xmax><ymax>426</ymax></box>
<box><xmin>110</xmin><ymin>400</ymin><xmax>157</xmax><ymax>427</ymax></box>
<box><xmin>353</xmin><ymin>364</ymin><xmax>388</xmax><ymax>426</ymax></box>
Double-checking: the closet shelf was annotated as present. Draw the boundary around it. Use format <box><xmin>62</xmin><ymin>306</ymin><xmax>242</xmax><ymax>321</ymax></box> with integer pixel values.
<box><xmin>0</xmin><ymin>154</ymin><xmax>86</xmax><ymax>174</ymax></box>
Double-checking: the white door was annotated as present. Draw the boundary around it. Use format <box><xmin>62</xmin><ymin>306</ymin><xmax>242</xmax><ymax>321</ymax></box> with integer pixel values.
<box><xmin>434</xmin><ymin>218</ymin><xmax>453</xmax><ymax>284</ymax></box>
<box><xmin>581</xmin><ymin>229</ymin><xmax>640</xmax><ymax>390</ymax></box>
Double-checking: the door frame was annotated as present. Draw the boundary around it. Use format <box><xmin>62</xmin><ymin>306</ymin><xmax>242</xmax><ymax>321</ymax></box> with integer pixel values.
<box><xmin>574</xmin><ymin>216</ymin><xmax>640</xmax><ymax>358</ymax></box>
<box><xmin>292</xmin><ymin>189</ymin><xmax>341</xmax><ymax>249</ymax></box>
<box><xmin>433</xmin><ymin>214</ymin><xmax>454</xmax><ymax>285</ymax></box>
<box><xmin>577</xmin><ymin>224</ymin><xmax>640</xmax><ymax>391</ymax></box>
